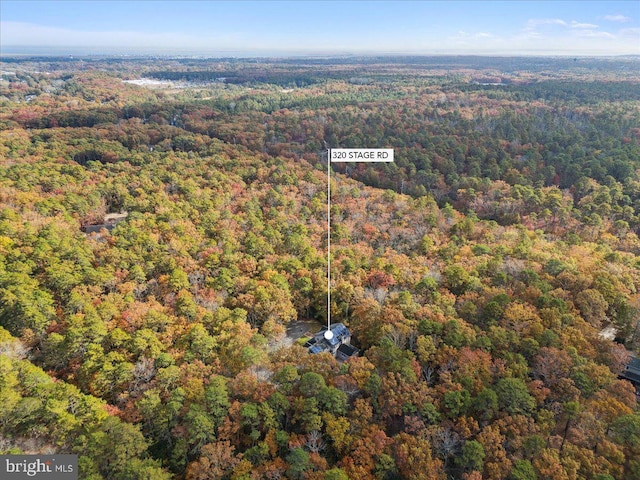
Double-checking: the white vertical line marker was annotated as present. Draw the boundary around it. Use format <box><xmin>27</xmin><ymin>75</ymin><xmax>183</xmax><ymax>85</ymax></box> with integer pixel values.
<box><xmin>327</xmin><ymin>148</ymin><xmax>331</xmax><ymax>334</ymax></box>
<box><xmin>325</xmin><ymin>148</ymin><xmax>392</xmax><ymax>341</ymax></box>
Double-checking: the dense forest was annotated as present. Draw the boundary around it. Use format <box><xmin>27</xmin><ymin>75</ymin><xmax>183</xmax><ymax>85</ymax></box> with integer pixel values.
<box><xmin>1</xmin><ymin>56</ymin><xmax>640</xmax><ymax>479</ymax></box>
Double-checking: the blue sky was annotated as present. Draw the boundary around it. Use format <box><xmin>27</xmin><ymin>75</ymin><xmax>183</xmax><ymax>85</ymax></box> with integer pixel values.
<box><xmin>1</xmin><ymin>1</ymin><xmax>638</xmax><ymax>56</ymax></box>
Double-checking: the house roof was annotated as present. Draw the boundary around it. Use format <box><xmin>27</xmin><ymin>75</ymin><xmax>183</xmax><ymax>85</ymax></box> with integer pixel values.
<box><xmin>622</xmin><ymin>370</ymin><xmax>640</xmax><ymax>384</ymax></box>
<box><xmin>337</xmin><ymin>344</ymin><xmax>358</xmax><ymax>357</ymax></box>
<box><xmin>104</xmin><ymin>212</ymin><xmax>128</xmax><ymax>223</ymax></box>
<box><xmin>308</xmin><ymin>323</ymin><xmax>353</xmax><ymax>356</ymax></box>
<box><xmin>328</xmin><ymin>323</ymin><xmax>350</xmax><ymax>338</ymax></box>
<box><xmin>83</xmin><ymin>224</ymin><xmax>116</xmax><ymax>234</ymax></box>
<box><xmin>315</xmin><ymin>323</ymin><xmax>350</xmax><ymax>342</ymax></box>
<box><xmin>628</xmin><ymin>356</ymin><xmax>640</xmax><ymax>371</ymax></box>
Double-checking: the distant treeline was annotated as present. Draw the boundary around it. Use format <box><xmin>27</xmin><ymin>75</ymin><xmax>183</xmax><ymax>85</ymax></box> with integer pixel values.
<box><xmin>458</xmin><ymin>80</ymin><xmax>640</xmax><ymax>103</ymax></box>
<box><xmin>146</xmin><ymin>69</ymin><xmax>361</xmax><ymax>86</ymax></box>
<box><xmin>4</xmin><ymin>54</ymin><xmax>637</xmax><ymax>71</ymax></box>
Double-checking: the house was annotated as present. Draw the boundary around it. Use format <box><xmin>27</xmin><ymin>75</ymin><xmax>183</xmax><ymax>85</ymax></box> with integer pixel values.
<box><xmin>305</xmin><ymin>323</ymin><xmax>358</xmax><ymax>360</ymax></box>
<box><xmin>336</xmin><ymin>343</ymin><xmax>359</xmax><ymax>362</ymax></box>
<box><xmin>82</xmin><ymin>212</ymin><xmax>128</xmax><ymax>234</ymax></box>
<box><xmin>622</xmin><ymin>355</ymin><xmax>640</xmax><ymax>384</ymax></box>
<box><xmin>620</xmin><ymin>354</ymin><xmax>640</xmax><ymax>401</ymax></box>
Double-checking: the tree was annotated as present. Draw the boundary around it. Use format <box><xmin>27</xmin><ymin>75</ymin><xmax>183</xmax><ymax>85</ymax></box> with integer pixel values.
<box><xmin>184</xmin><ymin>404</ymin><xmax>216</xmax><ymax>455</ymax></box>
<box><xmin>471</xmin><ymin>388</ymin><xmax>498</xmax><ymax>423</ymax></box>
<box><xmin>532</xmin><ymin>347</ymin><xmax>575</xmax><ymax>399</ymax></box>
<box><xmin>560</xmin><ymin>401</ymin><xmax>580</xmax><ymax>452</ymax></box>
<box><xmin>82</xmin><ymin>416</ymin><xmax>167</xmax><ymax>480</ymax></box>
<box><xmin>286</xmin><ymin>447</ymin><xmax>311</xmax><ymax>480</ymax></box>
<box><xmin>299</xmin><ymin>372</ymin><xmax>326</xmax><ymax>397</ymax></box>
<box><xmin>205</xmin><ymin>375</ymin><xmax>230</xmax><ymax>428</ymax></box>
<box><xmin>392</xmin><ymin>432</ymin><xmax>445</xmax><ymax>480</ymax></box>
<box><xmin>508</xmin><ymin>460</ymin><xmax>536</xmax><ymax>480</ymax></box>
<box><xmin>186</xmin><ymin>441</ymin><xmax>239</xmax><ymax>480</ymax></box>
<box><xmin>575</xmin><ymin>289</ymin><xmax>608</xmax><ymax>327</ymax></box>
<box><xmin>292</xmin><ymin>397</ymin><xmax>322</xmax><ymax>433</ymax></box>
<box><xmin>610</xmin><ymin>413</ymin><xmax>640</xmax><ymax>478</ymax></box>
<box><xmin>325</xmin><ymin>468</ymin><xmax>349</xmax><ymax>480</ymax></box>
<box><xmin>458</xmin><ymin>440</ymin><xmax>486</xmax><ymax>473</ymax></box>
<box><xmin>477</xmin><ymin>425</ymin><xmax>512</xmax><ymax>480</ymax></box>
<box><xmin>532</xmin><ymin>448</ymin><xmax>571</xmax><ymax>480</ymax></box>
<box><xmin>444</xmin><ymin>389</ymin><xmax>471</xmax><ymax>419</ymax></box>
<box><xmin>0</xmin><ymin>272</ymin><xmax>56</xmax><ymax>335</ymax></box>
<box><xmin>444</xmin><ymin>265</ymin><xmax>475</xmax><ymax>295</ymax></box>
<box><xmin>495</xmin><ymin>378</ymin><xmax>535</xmax><ymax>415</ymax></box>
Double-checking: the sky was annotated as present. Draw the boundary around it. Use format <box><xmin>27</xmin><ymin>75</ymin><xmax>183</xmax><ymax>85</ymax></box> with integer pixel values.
<box><xmin>1</xmin><ymin>1</ymin><xmax>639</xmax><ymax>56</ymax></box>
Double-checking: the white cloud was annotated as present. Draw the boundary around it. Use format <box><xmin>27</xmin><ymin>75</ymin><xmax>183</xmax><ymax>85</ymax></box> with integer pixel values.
<box><xmin>0</xmin><ymin>21</ymin><xmax>246</xmax><ymax>50</ymax></box>
<box><xmin>0</xmin><ymin>18</ymin><xmax>637</xmax><ymax>56</ymax></box>
<box><xmin>575</xmin><ymin>30</ymin><xmax>615</xmax><ymax>39</ymax></box>
<box><xmin>620</xmin><ymin>27</ymin><xmax>640</xmax><ymax>37</ymax></box>
<box><xmin>453</xmin><ymin>31</ymin><xmax>495</xmax><ymax>39</ymax></box>
<box><xmin>604</xmin><ymin>14</ymin><xmax>632</xmax><ymax>23</ymax></box>
<box><xmin>510</xmin><ymin>16</ymin><xmax>638</xmax><ymax>55</ymax></box>
<box><xmin>524</xmin><ymin>18</ymin><xmax>567</xmax><ymax>32</ymax></box>
<box><xmin>570</xmin><ymin>21</ymin><xmax>599</xmax><ymax>29</ymax></box>
<box><xmin>525</xmin><ymin>18</ymin><xmax>599</xmax><ymax>31</ymax></box>
<box><xmin>533</xmin><ymin>18</ymin><xmax>568</xmax><ymax>26</ymax></box>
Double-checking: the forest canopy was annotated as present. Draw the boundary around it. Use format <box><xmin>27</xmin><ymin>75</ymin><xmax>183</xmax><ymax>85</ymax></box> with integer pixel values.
<box><xmin>1</xmin><ymin>55</ymin><xmax>640</xmax><ymax>479</ymax></box>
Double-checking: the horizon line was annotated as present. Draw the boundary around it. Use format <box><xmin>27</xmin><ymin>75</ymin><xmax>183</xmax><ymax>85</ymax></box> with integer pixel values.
<box><xmin>3</xmin><ymin>47</ymin><xmax>640</xmax><ymax>60</ymax></box>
